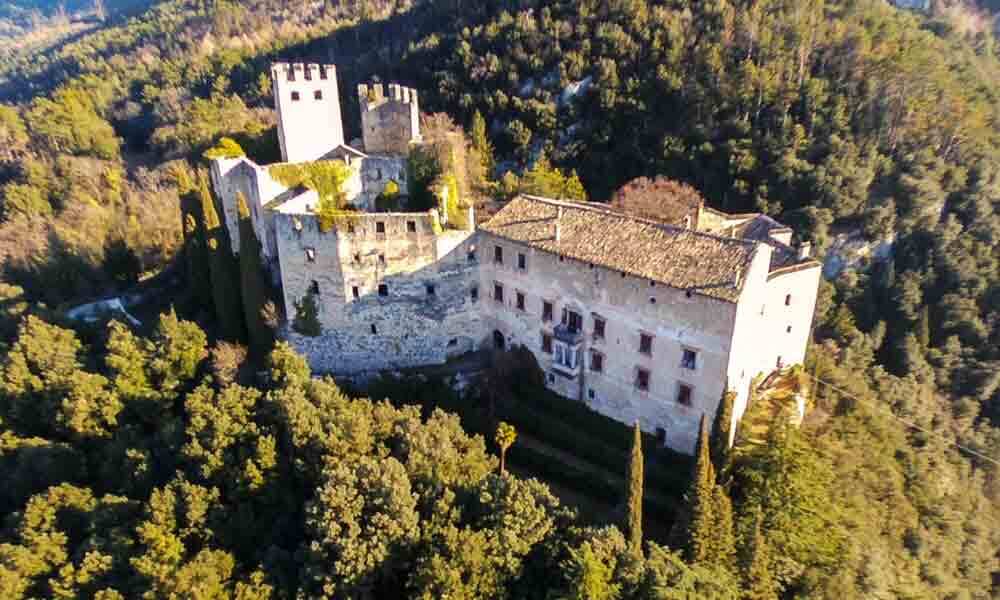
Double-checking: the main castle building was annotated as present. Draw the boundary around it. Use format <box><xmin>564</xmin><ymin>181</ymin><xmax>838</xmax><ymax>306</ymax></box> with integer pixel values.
<box><xmin>210</xmin><ymin>62</ymin><xmax>822</xmax><ymax>453</ymax></box>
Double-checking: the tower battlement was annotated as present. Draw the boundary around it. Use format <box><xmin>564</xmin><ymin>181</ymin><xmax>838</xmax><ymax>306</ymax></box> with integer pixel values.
<box><xmin>357</xmin><ymin>81</ymin><xmax>421</xmax><ymax>155</ymax></box>
<box><xmin>272</xmin><ymin>62</ymin><xmax>345</xmax><ymax>163</ymax></box>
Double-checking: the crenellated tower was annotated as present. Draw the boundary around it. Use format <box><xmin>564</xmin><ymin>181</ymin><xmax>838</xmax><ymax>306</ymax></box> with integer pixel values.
<box><xmin>272</xmin><ymin>62</ymin><xmax>345</xmax><ymax>163</ymax></box>
<box><xmin>357</xmin><ymin>82</ymin><xmax>421</xmax><ymax>155</ymax></box>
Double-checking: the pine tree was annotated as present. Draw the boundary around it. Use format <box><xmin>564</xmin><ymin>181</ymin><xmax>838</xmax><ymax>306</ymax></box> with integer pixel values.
<box><xmin>685</xmin><ymin>415</ymin><xmax>716</xmax><ymax>564</ymax></box>
<box><xmin>626</xmin><ymin>421</ymin><xmax>644</xmax><ymax>558</ymax></box>
<box><xmin>237</xmin><ymin>193</ymin><xmax>274</xmax><ymax>358</ymax></box>
<box><xmin>470</xmin><ymin>110</ymin><xmax>494</xmax><ymax>182</ymax></box>
<box><xmin>743</xmin><ymin>512</ymin><xmax>777</xmax><ymax>600</ymax></box>
<box><xmin>710</xmin><ymin>389</ymin><xmax>736</xmax><ymax>482</ymax></box>
<box><xmin>198</xmin><ymin>171</ymin><xmax>246</xmax><ymax>341</ymax></box>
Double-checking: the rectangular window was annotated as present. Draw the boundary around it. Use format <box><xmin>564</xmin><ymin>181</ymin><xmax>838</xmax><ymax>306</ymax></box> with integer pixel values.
<box><xmin>541</xmin><ymin>333</ymin><xmax>553</xmax><ymax>354</ymax></box>
<box><xmin>636</xmin><ymin>368</ymin><xmax>650</xmax><ymax>392</ymax></box>
<box><xmin>376</xmin><ymin>221</ymin><xmax>386</xmax><ymax>234</ymax></box>
<box><xmin>593</xmin><ymin>316</ymin><xmax>605</xmax><ymax>340</ymax></box>
<box><xmin>639</xmin><ymin>333</ymin><xmax>653</xmax><ymax>356</ymax></box>
<box><xmin>314</xmin><ymin>90</ymin><xmax>323</xmax><ymax>100</ymax></box>
<box><xmin>426</xmin><ymin>284</ymin><xmax>436</xmax><ymax>297</ymax></box>
<box><xmin>378</xmin><ymin>284</ymin><xmax>388</xmax><ymax>297</ymax></box>
<box><xmin>516</xmin><ymin>291</ymin><xmax>525</xmax><ymax>311</ymax></box>
<box><xmin>681</xmin><ymin>349</ymin><xmax>698</xmax><ymax>370</ymax></box>
<box><xmin>542</xmin><ymin>301</ymin><xmax>553</xmax><ymax>322</ymax></box>
<box><xmin>493</xmin><ymin>283</ymin><xmax>504</xmax><ymax>303</ymax></box>
<box><xmin>785</xmin><ymin>294</ymin><xmax>792</xmax><ymax>306</ymax></box>
<box><xmin>494</xmin><ymin>245</ymin><xmax>503</xmax><ymax>264</ymax></box>
<box><xmin>306</xmin><ymin>248</ymin><xmax>316</xmax><ymax>262</ymax></box>
<box><xmin>554</xmin><ymin>342</ymin><xmax>577</xmax><ymax>369</ymax></box>
<box><xmin>352</xmin><ymin>286</ymin><xmax>360</xmax><ymax>299</ymax></box>
<box><xmin>467</xmin><ymin>247</ymin><xmax>477</xmax><ymax>262</ymax></box>
<box><xmin>563</xmin><ymin>309</ymin><xmax>582</xmax><ymax>334</ymax></box>
<box><xmin>676</xmin><ymin>383</ymin><xmax>693</xmax><ymax>406</ymax></box>
<box><xmin>591</xmin><ymin>351</ymin><xmax>604</xmax><ymax>373</ymax></box>
<box><xmin>407</xmin><ymin>220</ymin><xmax>417</xmax><ymax>233</ymax></box>
<box><xmin>517</xmin><ymin>252</ymin><xmax>527</xmax><ymax>270</ymax></box>
<box><xmin>470</xmin><ymin>286</ymin><xmax>479</xmax><ymax>302</ymax></box>
<box><xmin>378</xmin><ymin>254</ymin><xmax>386</xmax><ymax>265</ymax></box>
<box><xmin>291</xmin><ymin>91</ymin><xmax>300</xmax><ymax>101</ymax></box>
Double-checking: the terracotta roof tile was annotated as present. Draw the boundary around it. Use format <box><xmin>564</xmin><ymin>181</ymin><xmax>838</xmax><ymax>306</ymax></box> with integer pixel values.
<box><xmin>480</xmin><ymin>195</ymin><xmax>759</xmax><ymax>302</ymax></box>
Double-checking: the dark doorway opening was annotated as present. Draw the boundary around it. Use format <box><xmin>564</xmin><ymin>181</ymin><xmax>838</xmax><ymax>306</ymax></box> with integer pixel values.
<box><xmin>493</xmin><ymin>330</ymin><xmax>505</xmax><ymax>350</ymax></box>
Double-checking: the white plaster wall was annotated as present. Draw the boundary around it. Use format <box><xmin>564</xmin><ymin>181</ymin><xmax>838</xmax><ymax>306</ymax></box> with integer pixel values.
<box><xmin>273</xmin><ymin>63</ymin><xmax>345</xmax><ymax>163</ymax></box>
<box><xmin>726</xmin><ymin>252</ymin><xmax>821</xmax><ymax>434</ymax></box>
<box><xmin>477</xmin><ymin>233</ymin><xmax>739</xmax><ymax>453</ymax></box>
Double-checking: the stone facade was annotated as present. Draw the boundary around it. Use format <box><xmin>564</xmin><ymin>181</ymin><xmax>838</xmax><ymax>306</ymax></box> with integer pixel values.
<box><xmin>275</xmin><ymin>211</ymin><xmax>480</xmax><ymax>374</ymax></box>
<box><xmin>358</xmin><ymin>83</ymin><xmax>421</xmax><ymax>155</ymax></box>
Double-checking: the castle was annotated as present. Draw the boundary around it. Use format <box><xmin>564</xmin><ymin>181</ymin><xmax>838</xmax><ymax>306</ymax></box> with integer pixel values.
<box><xmin>210</xmin><ymin>62</ymin><xmax>822</xmax><ymax>453</ymax></box>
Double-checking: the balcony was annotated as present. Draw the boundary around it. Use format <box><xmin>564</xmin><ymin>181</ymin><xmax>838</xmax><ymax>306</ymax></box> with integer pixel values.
<box><xmin>553</xmin><ymin>323</ymin><xmax>583</xmax><ymax>344</ymax></box>
<box><xmin>551</xmin><ymin>335</ymin><xmax>582</xmax><ymax>377</ymax></box>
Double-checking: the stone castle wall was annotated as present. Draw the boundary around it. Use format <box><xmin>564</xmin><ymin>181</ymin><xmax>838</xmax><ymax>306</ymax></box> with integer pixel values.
<box><xmin>274</xmin><ymin>211</ymin><xmax>481</xmax><ymax>374</ymax></box>
<box><xmin>358</xmin><ymin>83</ymin><xmax>421</xmax><ymax>155</ymax></box>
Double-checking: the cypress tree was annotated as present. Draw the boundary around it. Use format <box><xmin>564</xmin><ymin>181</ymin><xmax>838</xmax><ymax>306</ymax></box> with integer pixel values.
<box><xmin>626</xmin><ymin>421</ymin><xmax>644</xmax><ymax>557</ymax></box>
<box><xmin>917</xmin><ymin>305</ymin><xmax>931</xmax><ymax>348</ymax></box>
<box><xmin>198</xmin><ymin>171</ymin><xmax>246</xmax><ymax>341</ymax></box>
<box><xmin>470</xmin><ymin>110</ymin><xmax>494</xmax><ymax>181</ymax></box>
<box><xmin>710</xmin><ymin>389</ymin><xmax>736</xmax><ymax>482</ymax></box>
<box><xmin>744</xmin><ymin>512</ymin><xmax>777</xmax><ymax>600</ymax></box>
<box><xmin>237</xmin><ymin>192</ymin><xmax>274</xmax><ymax>358</ymax></box>
<box><xmin>710</xmin><ymin>485</ymin><xmax>736</xmax><ymax>567</ymax></box>
<box><xmin>685</xmin><ymin>415</ymin><xmax>716</xmax><ymax>563</ymax></box>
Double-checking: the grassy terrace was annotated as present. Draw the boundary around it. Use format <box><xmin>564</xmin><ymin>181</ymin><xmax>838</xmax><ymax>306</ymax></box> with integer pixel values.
<box><xmin>361</xmin><ymin>370</ymin><xmax>694</xmax><ymax>541</ymax></box>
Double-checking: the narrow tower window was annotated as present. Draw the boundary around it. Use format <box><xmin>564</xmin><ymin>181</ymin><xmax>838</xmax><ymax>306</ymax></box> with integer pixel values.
<box><xmin>291</xmin><ymin>91</ymin><xmax>300</xmax><ymax>101</ymax></box>
<box><xmin>314</xmin><ymin>90</ymin><xmax>323</xmax><ymax>100</ymax></box>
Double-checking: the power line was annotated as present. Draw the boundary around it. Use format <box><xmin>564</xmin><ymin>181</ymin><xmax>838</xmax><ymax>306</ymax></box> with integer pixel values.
<box><xmin>801</xmin><ymin>372</ymin><xmax>1000</xmax><ymax>468</ymax></box>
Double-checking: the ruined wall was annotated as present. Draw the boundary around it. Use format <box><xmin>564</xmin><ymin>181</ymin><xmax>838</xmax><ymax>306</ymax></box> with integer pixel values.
<box><xmin>358</xmin><ymin>83</ymin><xmax>421</xmax><ymax>155</ymax></box>
<box><xmin>273</xmin><ymin>63</ymin><xmax>345</xmax><ymax>163</ymax></box>
<box><xmin>274</xmin><ymin>211</ymin><xmax>481</xmax><ymax>374</ymax></box>
<box><xmin>209</xmin><ymin>156</ymin><xmax>290</xmax><ymax>264</ymax></box>
<box><xmin>477</xmin><ymin>232</ymin><xmax>740</xmax><ymax>453</ymax></box>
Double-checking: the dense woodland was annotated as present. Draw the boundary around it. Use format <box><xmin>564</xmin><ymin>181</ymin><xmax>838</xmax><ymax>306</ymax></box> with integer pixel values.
<box><xmin>0</xmin><ymin>0</ymin><xmax>999</xmax><ymax>597</ymax></box>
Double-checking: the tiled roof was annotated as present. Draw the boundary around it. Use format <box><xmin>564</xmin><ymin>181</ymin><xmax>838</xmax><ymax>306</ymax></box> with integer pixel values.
<box><xmin>480</xmin><ymin>195</ymin><xmax>760</xmax><ymax>302</ymax></box>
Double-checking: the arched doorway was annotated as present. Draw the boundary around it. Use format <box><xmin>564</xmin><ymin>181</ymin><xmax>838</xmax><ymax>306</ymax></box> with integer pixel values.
<box><xmin>493</xmin><ymin>330</ymin><xmax>505</xmax><ymax>350</ymax></box>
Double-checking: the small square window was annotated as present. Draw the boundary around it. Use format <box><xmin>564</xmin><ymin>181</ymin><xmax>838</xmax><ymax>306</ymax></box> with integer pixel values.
<box><xmin>541</xmin><ymin>333</ymin><xmax>553</xmax><ymax>354</ymax></box>
<box><xmin>309</xmin><ymin>280</ymin><xmax>320</xmax><ymax>295</ymax></box>
<box><xmin>376</xmin><ymin>222</ymin><xmax>386</xmax><ymax>234</ymax></box>
<box><xmin>470</xmin><ymin>286</ymin><xmax>479</xmax><ymax>302</ymax></box>
<box><xmin>516</xmin><ymin>291</ymin><xmax>525</xmax><ymax>311</ymax></box>
<box><xmin>494</xmin><ymin>245</ymin><xmax>503</xmax><ymax>264</ymax></box>
<box><xmin>639</xmin><ymin>333</ymin><xmax>653</xmax><ymax>355</ymax></box>
<box><xmin>588</xmin><ymin>388</ymin><xmax>595</xmax><ymax>400</ymax></box>
<box><xmin>785</xmin><ymin>294</ymin><xmax>792</xmax><ymax>306</ymax></box>
<box><xmin>352</xmin><ymin>286</ymin><xmax>360</xmax><ymax>299</ymax></box>
<box><xmin>378</xmin><ymin>284</ymin><xmax>388</xmax><ymax>297</ymax></box>
<box><xmin>517</xmin><ymin>253</ymin><xmax>527</xmax><ymax>270</ymax></box>
<box><xmin>306</xmin><ymin>248</ymin><xmax>316</xmax><ymax>262</ymax></box>
<box><xmin>593</xmin><ymin>317</ymin><xmax>605</xmax><ymax>339</ymax></box>
<box><xmin>542</xmin><ymin>301</ymin><xmax>553</xmax><ymax>322</ymax></box>
<box><xmin>591</xmin><ymin>351</ymin><xmax>603</xmax><ymax>373</ymax></box>
<box><xmin>636</xmin><ymin>368</ymin><xmax>650</xmax><ymax>392</ymax></box>
<box><xmin>681</xmin><ymin>349</ymin><xmax>698</xmax><ymax>370</ymax></box>
<box><xmin>426</xmin><ymin>284</ymin><xmax>436</xmax><ymax>297</ymax></box>
<box><xmin>786</xmin><ymin>325</ymin><xmax>792</xmax><ymax>333</ymax></box>
<box><xmin>407</xmin><ymin>221</ymin><xmax>417</xmax><ymax>233</ymax></box>
<box><xmin>493</xmin><ymin>283</ymin><xmax>504</xmax><ymax>303</ymax></box>
<box><xmin>676</xmin><ymin>384</ymin><xmax>693</xmax><ymax>406</ymax></box>
<box><xmin>291</xmin><ymin>91</ymin><xmax>300</xmax><ymax>101</ymax></box>
<box><xmin>314</xmin><ymin>90</ymin><xmax>323</xmax><ymax>100</ymax></box>
<box><xmin>378</xmin><ymin>254</ymin><xmax>386</xmax><ymax>265</ymax></box>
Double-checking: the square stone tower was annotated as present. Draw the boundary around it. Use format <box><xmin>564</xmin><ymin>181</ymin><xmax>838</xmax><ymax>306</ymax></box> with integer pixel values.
<box><xmin>272</xmin><ymin>62</ymin><xmax>345</xmax><ymax>163</ymax></box>
<box><xmin>358</xmin><ymin>82</ymin><xmax>421</xmax><ymax>155</ymax></box>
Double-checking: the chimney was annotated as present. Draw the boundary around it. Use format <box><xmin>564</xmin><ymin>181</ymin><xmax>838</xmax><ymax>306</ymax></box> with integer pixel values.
<box><xmin>555</xmin><ymin>207</ymin><xmax>563</xmax><ymax>242</ymax></box>
<box><xmin>798</xmin><ymin>241</ymin><xmax>812</xmax><ymax>260</ymax></box>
